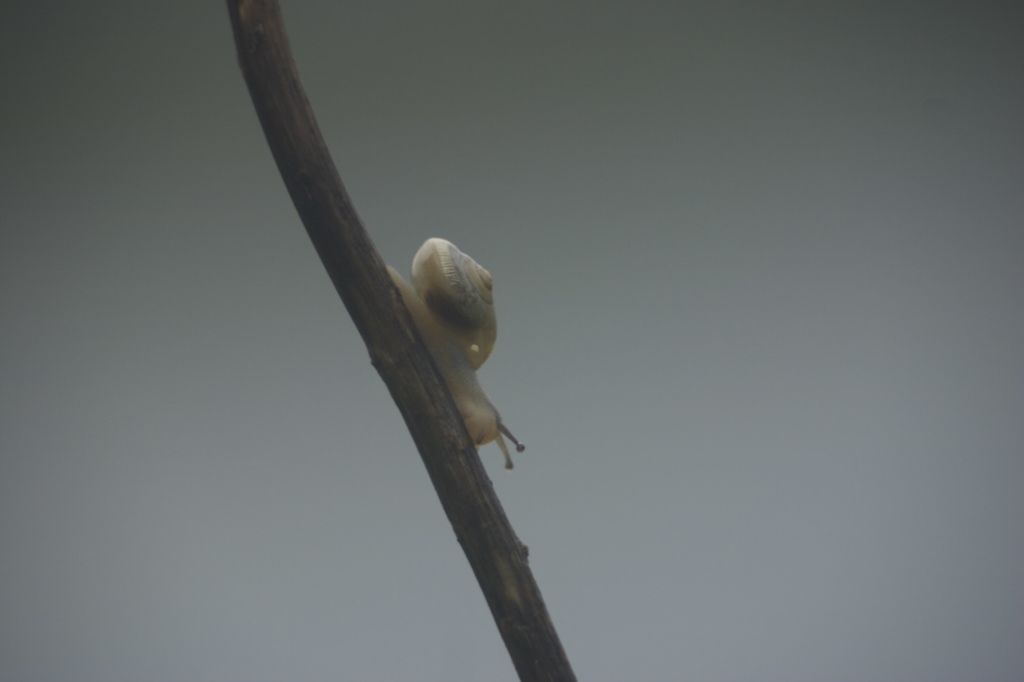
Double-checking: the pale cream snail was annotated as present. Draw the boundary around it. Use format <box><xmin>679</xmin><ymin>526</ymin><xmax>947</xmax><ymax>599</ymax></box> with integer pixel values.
<box><xmin>388</xmin><ymin>238</ymin><xmax>525</xmax><ymax>470</ymax></box>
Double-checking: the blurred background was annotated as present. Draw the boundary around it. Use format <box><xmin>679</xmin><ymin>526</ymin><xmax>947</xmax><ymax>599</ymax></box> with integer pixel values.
<box><xmin>2</xmin><ymin>2</ymin><xmax>1022</xmax><ymax>680</ymax></box>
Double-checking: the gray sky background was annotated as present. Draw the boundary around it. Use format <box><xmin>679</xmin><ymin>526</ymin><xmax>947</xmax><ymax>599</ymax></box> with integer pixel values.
<box><xmin>2</xmin><ymin>2</ymin><xmax>1023</xmax><ymax>681</ymax></box>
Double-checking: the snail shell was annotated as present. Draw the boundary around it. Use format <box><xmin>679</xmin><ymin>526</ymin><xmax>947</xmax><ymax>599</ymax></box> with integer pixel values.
<box><xmin>388</xmin><ymin>238</ymin><xmax>524</xmax><ymax>469</ymax></box>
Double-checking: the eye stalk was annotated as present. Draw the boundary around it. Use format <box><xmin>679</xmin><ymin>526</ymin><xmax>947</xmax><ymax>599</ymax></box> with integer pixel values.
<box><xmin>495</xmin><ymin>423</ymin><xmax>526</xmax><ymax>471</ymax></box>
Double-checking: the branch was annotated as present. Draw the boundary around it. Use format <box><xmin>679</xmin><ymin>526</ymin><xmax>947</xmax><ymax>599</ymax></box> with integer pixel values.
<box><xmin>225</xmin><ymin>2</ymin><xmax>576</xmax><ymax>681</ymax></box>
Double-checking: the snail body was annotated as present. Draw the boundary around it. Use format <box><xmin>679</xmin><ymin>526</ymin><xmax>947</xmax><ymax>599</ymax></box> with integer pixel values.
<box><xmin>388</xmin><ymin>238</ymin><xmax>524</xmax><ymax>470</ymax></box>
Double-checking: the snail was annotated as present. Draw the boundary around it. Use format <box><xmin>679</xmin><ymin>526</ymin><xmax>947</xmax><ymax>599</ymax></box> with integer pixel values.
<box><xmin>388</xmin><ymin>238</ymin><xmax>525</xmax><ymax>470</ymax></box>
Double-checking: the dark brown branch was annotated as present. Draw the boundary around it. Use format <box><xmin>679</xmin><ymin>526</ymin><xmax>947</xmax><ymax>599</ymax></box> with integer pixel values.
<box><xmin>225</xmin><ymin>2</ymin><xmax>576</xmax><ymax>680</ymax></box>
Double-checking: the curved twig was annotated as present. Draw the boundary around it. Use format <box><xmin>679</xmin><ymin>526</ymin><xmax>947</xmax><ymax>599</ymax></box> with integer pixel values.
<box><xmin>225</xmin><ymin>2</ymin><xmax>576</xmax><ymax>681</ymax></box>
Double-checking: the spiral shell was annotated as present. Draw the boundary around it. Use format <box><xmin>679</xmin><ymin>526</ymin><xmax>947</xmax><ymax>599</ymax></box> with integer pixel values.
<box><xmin>411</xmin><ymin>238</ymin><xmax>496</xmax><ymax>370</ymax></box>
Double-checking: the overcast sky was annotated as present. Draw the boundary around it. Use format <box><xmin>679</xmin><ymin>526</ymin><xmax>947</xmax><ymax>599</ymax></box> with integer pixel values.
<box><xmin>2</xmin><ymin>2</ymin><xmax>1023</xmax><ymax>681</ymax></box>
